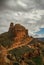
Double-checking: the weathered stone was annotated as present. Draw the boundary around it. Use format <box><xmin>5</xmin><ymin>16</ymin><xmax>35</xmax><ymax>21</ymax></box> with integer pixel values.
<box><xmin>9</xmin><ymin>23</ymin><xmax>28</xmax><ymax>41</ymax></box>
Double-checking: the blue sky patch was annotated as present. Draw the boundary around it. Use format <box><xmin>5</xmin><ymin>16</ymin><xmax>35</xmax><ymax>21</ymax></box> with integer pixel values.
<box><xmin>36</xmin><ymin>28</ymin><xmax>44</xmax><ymax>34</ymax></box>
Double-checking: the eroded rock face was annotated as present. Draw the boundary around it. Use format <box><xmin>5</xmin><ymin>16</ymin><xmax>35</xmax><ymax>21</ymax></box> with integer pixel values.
<box><xmin>9</xmin><ymin>22</ymin><xmax>28</xmax><ymax>41</ymax></box>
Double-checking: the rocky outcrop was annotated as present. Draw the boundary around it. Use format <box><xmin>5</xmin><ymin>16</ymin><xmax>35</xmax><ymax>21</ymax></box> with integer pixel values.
<box><xmin>0</xmin><ymin>22</ymin><xmax>43</xmax><ymax>65</ymax></box>
<box><xmin>9</xmin><ymin>22</ymin><xmax>28</xmax><ymax>41</ymax></box>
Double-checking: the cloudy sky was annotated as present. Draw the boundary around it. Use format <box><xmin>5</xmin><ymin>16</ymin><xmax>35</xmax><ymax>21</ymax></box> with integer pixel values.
<box><xmin>0</xmin><ymin>0</ymin><xmax>44</xmax><ymax>38</ymax></box>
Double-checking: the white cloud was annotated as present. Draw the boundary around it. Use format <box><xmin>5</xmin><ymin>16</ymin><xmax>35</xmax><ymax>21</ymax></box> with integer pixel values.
<box><xmin>34</xmin><ymin>34</ymin><xmax>44</xmax><ymax>38</ymax></box>
<box><xmin>17</xmin><ymin>0</ymin><xmax>27</xmax><ymax>8</ymax></box>
<box><xmin>41</xmin><ymin>25</ymin><xmax>44</xmax><ymax>28</ymax></box>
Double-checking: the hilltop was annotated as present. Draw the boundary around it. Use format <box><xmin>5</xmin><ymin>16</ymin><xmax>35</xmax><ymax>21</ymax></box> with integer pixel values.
<box><xmin>0</xmin><ymin>22</ymin><xmax>33</xmax><ymax>48</ymax></box>
<box><xmin>0</xmin><ymin>22</ymin><xmax>44</xmax><ymax>65</ymax></box>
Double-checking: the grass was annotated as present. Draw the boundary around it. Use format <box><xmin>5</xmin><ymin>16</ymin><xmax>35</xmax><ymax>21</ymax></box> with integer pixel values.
<box><xmin>32</xmin><ymin>56</ymin><xmax>42</xmax><ymax>65</ymax></box>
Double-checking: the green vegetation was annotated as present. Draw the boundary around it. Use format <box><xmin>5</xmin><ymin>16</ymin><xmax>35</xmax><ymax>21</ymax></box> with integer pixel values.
<box><xmin>0</xmin><ymin>32</ymin><xmax>13</xmax><ymax>47</ymax></box>
<box><xmin>32</xmin><ymin>56</ymin><xmax>42</xmax><ymax>65</ymax></box>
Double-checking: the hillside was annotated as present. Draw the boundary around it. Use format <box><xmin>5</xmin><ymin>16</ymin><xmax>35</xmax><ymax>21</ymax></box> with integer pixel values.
<box><xmin>0</xmin><ymin>22</ymin><xmax>44</xmax><ymax>65</ymax></box>
<box><xmin>38</xmin><ymin>38</ymin><xmax>44</xmax><ymax>42</ymax></box>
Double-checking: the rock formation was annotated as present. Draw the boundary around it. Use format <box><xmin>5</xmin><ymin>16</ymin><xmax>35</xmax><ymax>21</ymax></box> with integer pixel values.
<box><xmin>9</xmin><ymin>22</ymin><xmax>28</xmax><ymax>41</ymax></box>
<box><xmin>0</xmin><ymin>22</ymin><xmax>43</xmax><ymax>65</ymax></box>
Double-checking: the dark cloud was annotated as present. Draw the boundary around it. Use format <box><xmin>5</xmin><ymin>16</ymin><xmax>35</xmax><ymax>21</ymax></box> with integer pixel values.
<box><xmin>0</xmin><ymin>0</ymin><xmax>7</xmax><ymax>10</ymax></box>
<box><xmin>0</xmin><ymin>0</ymin><xmax>37</xmax><ymax>11</ymax></box>
<box><xmin>0</xmin><ymin>0</ymin><xmax>44</xmax><ymax>11</ymax></box>
<box><xmin>35</xmin><ymin>0</ymin><xmax>44</xmax><ymax>9</ymax></box>
<box><xmin>0</xmin><ymin>0</ymin><xmax>6</xmax><ymax>6</ymax></box>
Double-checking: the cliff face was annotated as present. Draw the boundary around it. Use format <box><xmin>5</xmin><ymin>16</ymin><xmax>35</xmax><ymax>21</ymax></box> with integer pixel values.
<box><xmin>8</xmin><ymin>22</ymin><xmax>33</xmax><ymax>48</ymax></box>
<box><xmin>9</xmin><ymin>23</ymin><xmax>28</xmax><ymax>42</ymax></box>
<box><xmin>0</xmin><ymin>22</ymin><xmax>32</xmax><ymax>48</ymax></box>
